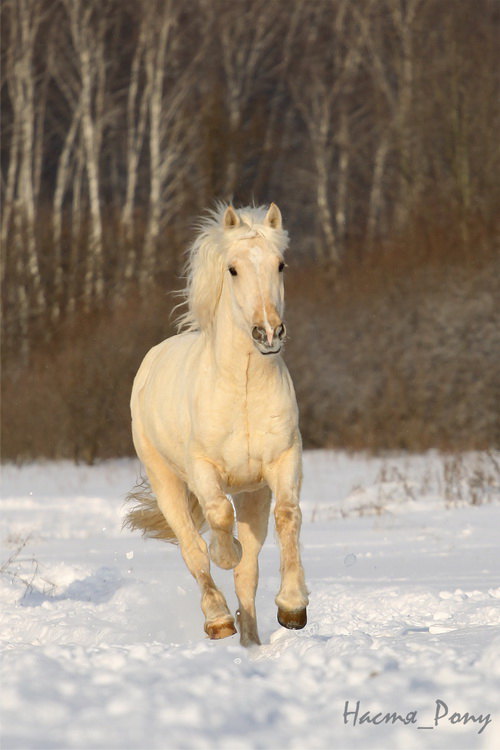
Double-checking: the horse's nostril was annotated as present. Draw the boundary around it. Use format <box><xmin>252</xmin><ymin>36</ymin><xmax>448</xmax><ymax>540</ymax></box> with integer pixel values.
<box><xmin>252</xmin><ymin>326</ymin><xmax>265</xmax><ymax>341</ymax></box>
<box><xmin>276</xmin><ymin>323</ymin><xmax>286</xmax><ymax>340</ymax></box>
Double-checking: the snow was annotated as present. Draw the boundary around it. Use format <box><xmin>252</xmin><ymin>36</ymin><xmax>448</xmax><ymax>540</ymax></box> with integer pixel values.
<box><xmin>1</xmin><ymin>451</ymin><xmax>499</xmax><ymax>750</ymax></box>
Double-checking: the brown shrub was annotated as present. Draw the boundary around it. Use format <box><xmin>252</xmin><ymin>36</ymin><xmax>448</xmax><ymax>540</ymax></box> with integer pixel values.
<box><xmin>285</xmin><ymin>233</ymin><xmax>500</xmax><ymax>451</ymax></box>
<box><xmin>2</xmin><ymin>225</ymin><xmax>499</xmax><ymax>462</ymax></box>
<box><xmin>1</xmin><ymin>289</ymin><xmax>176</xmax><ymax>463</ymax></box>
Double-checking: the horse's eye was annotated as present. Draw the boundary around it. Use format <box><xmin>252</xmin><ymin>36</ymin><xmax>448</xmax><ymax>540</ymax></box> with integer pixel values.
<box><xmin>278</xmin><ymin>261</ymin><xmax>285</xmax><ymax>272</ymax></box>
<box><xmin>229</xmin><ymin>266</ymin><xmax>238</xmax><ymax>276</ymax></box>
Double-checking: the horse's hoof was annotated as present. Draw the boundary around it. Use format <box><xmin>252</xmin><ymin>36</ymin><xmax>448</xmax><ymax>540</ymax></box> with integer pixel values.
<box><xmin>277</xmin><ymin>607</ymin><xmax>307</xmax><ymax>630</ymax></box>
<box><xmin>205</xmin><ymin>620</ymin><xmax>237</xmax><ymax>640</ymax></box>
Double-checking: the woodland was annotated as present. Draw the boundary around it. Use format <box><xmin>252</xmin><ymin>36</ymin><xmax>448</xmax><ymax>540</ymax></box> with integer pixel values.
<box><xmin>1</xmin><ymin>0</ymin><xmax>499</xmax><ymax>461</ymax></box>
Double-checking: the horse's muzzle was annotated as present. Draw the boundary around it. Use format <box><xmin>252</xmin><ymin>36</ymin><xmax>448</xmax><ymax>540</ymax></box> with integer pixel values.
<box><xmin>252</xmin><ymin>323</ymin><xmax>286</xmax><ymax>354</ymax></box>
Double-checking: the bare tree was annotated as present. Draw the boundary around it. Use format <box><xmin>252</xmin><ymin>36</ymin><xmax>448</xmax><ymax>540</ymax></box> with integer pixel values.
<box><xmin>290</xmin><ymin>0</ymin><xmax>364</xmax><ymax>263</ymax></box>
<box><xmin>49</xmin><ymin>8</ymin><xmax>82</xmax><ymax>319</ymax></box>
<box><xmin>1</xmin><ymin>0</ymin><xmax>499</xmax><ymax>365</ymax></box>
<box><xmin>251</xmin><ymin>0</ymin><xmax>303</xmax><ymax>198</ymax></box>
<box><xmin>2</xmin><ymin>0</ymin><xmax>47</xmax><ymax>332</ymax></box>
<box><xmin>139</xmin><ymin>1</ymin><xmax>203</xmax><ymax>290</ymax></box>
<box><xmin>120</xmin><ymin>17</ymin><xmax>151</xmax><ymax>285</ymax></box>
<box><xmin>62</xmin><ymin>0</ymin><xmax>108</xmax><ymax>309</ymax></box>
<box><xmin>197</xmin><ymin>0</ymin><xmax>287</xmax><ymax>198</ymax></box>
<box><xmin>51</xmin><ymin>103</ymin><xmax>82</xmax><ymax>320</ymax></box>
<box><xmin>352</xmin><ymin>0</ymin><xmax>423</xmax><ymax>234</ymax></box>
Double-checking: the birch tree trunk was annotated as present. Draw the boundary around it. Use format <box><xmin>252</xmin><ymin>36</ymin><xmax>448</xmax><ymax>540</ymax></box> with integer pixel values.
<box><xmin>140</xmin><ymin>1</ymin><xmax>201</xmax><ymax>290</ymax></box>
<box><xmin>289</xmin><ymin>0</ymin><xmax>362</xmax><ymax>264</ymax></box>
<box><xmin>204</xmin><ymin>0</ymin><xmax>284</xmax><ymax>197</ymax></box>
<box><xmin>0</xmin><ymin>114</ymin><xmax>19</xmax><ymax>286</ymax></box>
<box><xmin>252</xmin><ymin>2</ymin><xmax>303</xmax><ymax>197</ymax></box>
<box><xmin>13</xmin><ymin>203</ymin><xmax>30</xmax><ymax>363</ymax></box>
<box><xmin>390</xmin><ymin>0</ymin><xmax>421</xmax><ymax>229</ymax></box>
<box><xmin>81</xmin><ymin>43</ymin><xmax>105</xmax><ymax>307</ymax></box>
<box><xmin>52</xmin><ymin>106</ymin><xmax>82</xmax><ymax>320</ymax></box>
<box><xmin>315</xmin><ymin>150</ymin><xmax>338</xmax><ymax>264</ymax></box>
<box><xmin>366</xmin><ymin>132</ymin><xmax>391</xmax><ymax>250</ymax></box>
<box><xmin>353</xmin><ymin>0</ymin><xmax>422</xmax><ymax>233</ymax></box>
<box><xmin>67</xmin><ymin>149</ymin><xmax>85</xmax><ymax>316</ymax></box>
<box><xmin>121</xmin><ymin>22</ymin><xmax>151</xmax><ymax>286</ymax></box>
<box><xmin>64</xmin><ymin>0</ymin><xmax>106</xmax><ymax>310</ymax></box>
<box><xmin>141</xmin><ymin>2</ymin><xmax>174</xmax><ymax>290</ymax></box>
<box><xmin>3</xmin><ymin>0</ymin><xmax>45</xmax><ymax>325</ymax></box>
<box><xmin>335</xmin><ymin>106</ymin><xmax>350</xmax><ymax>255</ymax></box>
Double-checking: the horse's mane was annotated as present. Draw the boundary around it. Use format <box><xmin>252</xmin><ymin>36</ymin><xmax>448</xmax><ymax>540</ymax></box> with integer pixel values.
<box><xmin>175</xmin><ymin>203</ymin><xmax>289</xmax><ymax>333</ymax></box>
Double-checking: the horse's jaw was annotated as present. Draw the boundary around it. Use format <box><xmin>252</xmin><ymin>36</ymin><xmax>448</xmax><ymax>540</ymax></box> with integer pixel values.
<box><xmin>256</xmin><ymin>343</ymin><xmax>282</xmax><ymax>356</ymax></box>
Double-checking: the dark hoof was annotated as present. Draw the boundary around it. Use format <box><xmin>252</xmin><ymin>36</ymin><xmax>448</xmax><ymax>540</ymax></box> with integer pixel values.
<box><xmin>205</xmin><ymin>620</ymin><xmax>237</xmax><ymax>640</ymax></box>
<box><xmin>277</xmin><ymin>607</ymin><xmax>307</xmax><ymax>630</ymax></box>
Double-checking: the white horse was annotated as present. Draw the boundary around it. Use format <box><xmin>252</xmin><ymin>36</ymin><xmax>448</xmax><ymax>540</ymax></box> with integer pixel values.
<box><xmin>125</xmin><ymin>203</ymin><xmax>308</xmax><ymax>646</ymax></box>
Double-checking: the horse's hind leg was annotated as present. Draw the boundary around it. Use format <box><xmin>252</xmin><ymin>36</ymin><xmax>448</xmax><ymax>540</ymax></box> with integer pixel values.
<box><xmin>142</xmin><ymin>450</ymin><xmax>236</xmax><ymax>639</ymax></box>
<box><xmin>233</xmin><ymin>487</ymin><xmax>271</xmax><ymax>646</ymax></box>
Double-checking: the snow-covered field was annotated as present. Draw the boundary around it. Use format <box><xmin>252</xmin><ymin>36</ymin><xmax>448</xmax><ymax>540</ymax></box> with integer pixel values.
<box><xmin>1</xmin><ymin>451</ymin><xmax>499</xmax><ymax>750</ymax></box>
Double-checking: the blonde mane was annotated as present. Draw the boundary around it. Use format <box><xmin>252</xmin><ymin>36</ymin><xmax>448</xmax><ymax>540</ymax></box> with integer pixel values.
<box><xmin>176</xmin><ymin>203</ymin><xmax>289</xmax><ymax>333</ymax></box>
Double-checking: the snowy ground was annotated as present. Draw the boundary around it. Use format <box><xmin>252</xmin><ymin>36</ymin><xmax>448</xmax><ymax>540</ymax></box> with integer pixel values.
<box><xmin>1</xmin><ymin>451</ymin><xmax>499</xmax><ymax>750</ymax></box>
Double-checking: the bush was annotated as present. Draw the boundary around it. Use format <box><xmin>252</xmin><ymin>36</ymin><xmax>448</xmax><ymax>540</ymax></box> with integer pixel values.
<box><xmin>285</xmin><ymin>233</ymin><xmax>500</xmax><ymax>451</ymax></box>
<box><xmin>1</xmin><ymin>290</ymin><xmax>176</xmax><ymax>463</ymax></box>
<box><xmin>2</xmin><ymin>229</ymin><xmax>499</xmax><ymax>462</ymax></box>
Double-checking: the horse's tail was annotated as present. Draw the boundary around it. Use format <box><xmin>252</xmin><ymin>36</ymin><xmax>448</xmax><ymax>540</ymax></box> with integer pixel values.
<box><xmin>123</xmin><ymin>477</ymin><xmax>207</xmax><ymax>543</ymax></box>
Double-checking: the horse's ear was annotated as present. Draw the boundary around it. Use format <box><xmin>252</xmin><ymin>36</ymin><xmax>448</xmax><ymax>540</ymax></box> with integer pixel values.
<box><xmin>223</xmin><ymin>205</ymin><xmax>240</xmax><ymax>229</ymax></box>
<box><xmin>264</xmin><ymin>202</ymin><xmax>282</xmax><ymax>230</ymax></box>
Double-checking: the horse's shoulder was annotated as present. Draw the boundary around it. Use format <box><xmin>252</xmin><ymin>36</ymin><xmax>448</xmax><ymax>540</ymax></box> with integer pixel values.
<box><xmin>132</xmin><ymin>335</ymin><xmax>183</xmax><ymax>395</ymax></box>
<box><xmin>148</xmin><ymin>330</ymin><xmax>199</xmax><ymax>359</ymax></box>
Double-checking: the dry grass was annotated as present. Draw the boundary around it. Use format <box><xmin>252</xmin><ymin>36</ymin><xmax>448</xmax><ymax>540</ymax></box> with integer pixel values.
<box><xmin>1</xmin><ymin>289</ymin><xmax>176</xmax><ymax>463</ymax></box>
<box><xmin>2</xmin><ymin>221</ymin><xmax>499</xmax><ymax>462</ymax></box>
<box><xmin>308</xmin><ymin>452</ymin><xmax>500</xmax><ymax>521</ymax></box>
<box><xmin>285</xmin><ymin>233</ymin><xmax>500</xmax><ymax>452</ymax></box>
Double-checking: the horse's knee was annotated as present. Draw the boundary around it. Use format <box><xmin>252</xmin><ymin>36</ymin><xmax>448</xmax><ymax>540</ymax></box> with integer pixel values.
<box><xmin>206</xmin><ymin>495</ymin><xmax>235</xmax><ymax>532</ymax></box>
<box><xmin>209</xmin><ymin>533</ymin><xmax>242</xmax><ymax>569</ymax></box>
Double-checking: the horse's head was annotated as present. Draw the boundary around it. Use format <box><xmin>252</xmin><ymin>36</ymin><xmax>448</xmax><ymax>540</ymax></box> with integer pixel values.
<box><xmin>224</xmin><ymin>204</ymin><xmax>287</xmax><ymax>356</ymax></box>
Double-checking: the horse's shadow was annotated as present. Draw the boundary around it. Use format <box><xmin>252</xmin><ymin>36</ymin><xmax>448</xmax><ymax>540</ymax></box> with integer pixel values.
<box><xmin>20</xmin><ymin>566</ymin><xmax>124</xmax><ymax>607</ymax></box>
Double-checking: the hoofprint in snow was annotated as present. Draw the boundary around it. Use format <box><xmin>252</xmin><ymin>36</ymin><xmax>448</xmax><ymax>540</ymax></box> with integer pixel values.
<box><xmin>1</xmin><ymin>451</ymin><xmax>499</xmax><ymax>750</ymax></box>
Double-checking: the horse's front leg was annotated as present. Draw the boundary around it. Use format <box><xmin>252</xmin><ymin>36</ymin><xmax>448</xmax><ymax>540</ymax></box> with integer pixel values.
<box><xmin>189</xmin><ymin>458</ymin><xmax>242</xmax><ymax>571</ymax></box>
<box><xmin>266</xmin><ymin>443</ymin><xmax>309</xmax><ymax>629</ymax></box>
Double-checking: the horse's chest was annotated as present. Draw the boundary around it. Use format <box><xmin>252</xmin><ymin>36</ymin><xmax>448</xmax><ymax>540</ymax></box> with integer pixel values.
<box><xmin>212</xmin><ymin>401</ymin><xmax>294</xmax><ymax>488</ymax></box>
<box><xmin>193</xmin><ymin>364</ymin><xmax>297</xmax><ymax>488</ymax></box>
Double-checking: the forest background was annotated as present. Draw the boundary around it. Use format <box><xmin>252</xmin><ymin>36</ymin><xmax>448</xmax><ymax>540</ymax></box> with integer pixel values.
<box><xmin>1</xmin><ymin>0</ymin><xmax>499</xmax><ymax>463</ymax></box>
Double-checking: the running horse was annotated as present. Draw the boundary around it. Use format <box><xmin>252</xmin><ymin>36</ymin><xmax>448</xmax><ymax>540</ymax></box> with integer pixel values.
<box><xmin>125</xmin><ymin>203</ymin><xmax>308</xmax><ymax>646</ymax></box>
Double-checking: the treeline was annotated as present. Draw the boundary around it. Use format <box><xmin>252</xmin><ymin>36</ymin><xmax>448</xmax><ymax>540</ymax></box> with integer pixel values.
<box><xmin>1</xmin><ymin>0</ymin><xmax>499</xmax><ymax>461</ymax></box>
<box><xmin>2</xmin><ymin>0</ymin><xmax>499</xmax><ymax>355</ymax></box>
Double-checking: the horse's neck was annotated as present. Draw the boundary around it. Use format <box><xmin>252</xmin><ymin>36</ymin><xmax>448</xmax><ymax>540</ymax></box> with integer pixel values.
<box><xmin>210</xmin><ymin>290</ymin><xmax>279</xmax><ymax>388</ymax></box>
